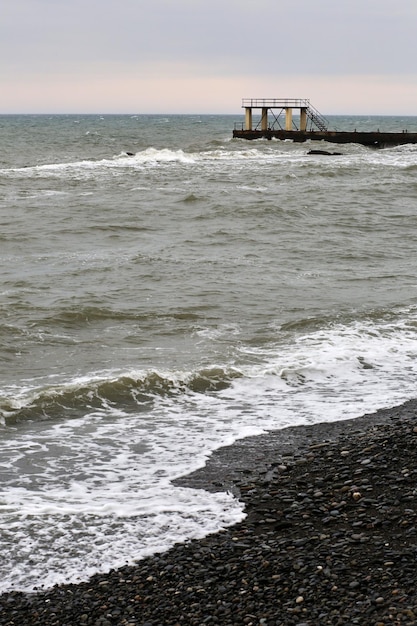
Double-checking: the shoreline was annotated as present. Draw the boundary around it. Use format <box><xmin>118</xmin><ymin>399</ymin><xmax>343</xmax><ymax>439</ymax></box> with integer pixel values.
<box><xmin>174</xmin><ymin>401</ymin><xmax>416</xmax><ymax>495</ymax></box>
<box><xmin>2</xmin><ymin>399</ymin><xmax>417</xmax><ymax>625</ymax></box>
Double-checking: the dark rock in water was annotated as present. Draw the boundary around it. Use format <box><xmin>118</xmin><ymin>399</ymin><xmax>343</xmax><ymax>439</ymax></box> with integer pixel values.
<box><xmin>308</xmin><ymin>149</ymin><xmax>343</xmax><ymax>155</ymax></box>
<box><xmin>125</xmin><ymin>151</ymin><xmax>134</xmax><ymax>156</ymax></box>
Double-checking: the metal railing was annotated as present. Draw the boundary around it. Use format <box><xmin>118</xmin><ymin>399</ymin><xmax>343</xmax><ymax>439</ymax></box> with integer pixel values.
<box><xmin>242</xmin><ymin>98</ymin><xmax>310</xmax><ymax>108</ymax></box>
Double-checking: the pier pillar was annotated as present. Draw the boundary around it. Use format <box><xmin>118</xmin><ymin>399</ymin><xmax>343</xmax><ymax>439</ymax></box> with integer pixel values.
<box><xmin>261</xmin><ymin>107</ymin><xmax>268</xmax><ymax>131</ymax></box>
<box><xmin>285</xmin><ymin>108</ymin><xmax>293</xmax><ymax>131</ymax></box>
<box><xmin>300</xmin><ymin>107</ymin><xmax>307</xmax><ymax>131</ymax></box>
<box><xmin>245</xmin><ymin>107</ymin><xmax>253</xmax><ymax>131</ymax></box>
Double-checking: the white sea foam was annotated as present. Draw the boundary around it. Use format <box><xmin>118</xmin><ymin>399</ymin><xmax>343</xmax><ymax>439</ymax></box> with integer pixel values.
<box><xmin>0</xmin><ymin>145</ymin><xmax>328</xmax><ymax>181</ymax></box>
<box><xmin>1</xmin><ymin>307</ymin><xmax>417</xmax><ymax>592</ymax></box>
<box><xmin>0</xmin><ymin>140</ymin><xmax>415</xmax><ymax>184</ymax></box>
<box><xmin>126</xmin><ymin>147</ymin><xmax>196</xmax><ymax>165</ymax></box>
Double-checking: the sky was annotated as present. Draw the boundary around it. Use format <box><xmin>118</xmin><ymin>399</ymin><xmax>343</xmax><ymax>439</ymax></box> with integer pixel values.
<box><xmin>1</xmin><ymin>0</ymin><xmax>416</xmax><ymax>115</ymax></box>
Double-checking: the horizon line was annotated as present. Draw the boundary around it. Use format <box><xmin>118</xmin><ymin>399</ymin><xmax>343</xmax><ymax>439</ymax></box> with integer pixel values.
<box><xmin>0</xmin><ymin>111</ymin><xmax>416</xmax><ymax>117</ymax></box>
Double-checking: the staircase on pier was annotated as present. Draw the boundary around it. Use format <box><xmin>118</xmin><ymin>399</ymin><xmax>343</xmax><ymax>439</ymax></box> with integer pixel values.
<box><xmin>305</xmin><ymin>103</ymin><xmax>328</xmax><ymax>131</ymax></box>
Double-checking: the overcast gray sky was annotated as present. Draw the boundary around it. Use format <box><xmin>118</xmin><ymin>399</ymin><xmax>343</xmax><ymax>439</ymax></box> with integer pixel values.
<box><xmin>2</xmin><ymin>0</ymin><xmax>416</xmax><ymax>114</ymax></box>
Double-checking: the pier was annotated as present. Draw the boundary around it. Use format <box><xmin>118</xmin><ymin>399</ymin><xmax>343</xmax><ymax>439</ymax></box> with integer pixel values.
<box><xmin>233</xmin><ymin>99</ymin><xmax>417</xmax><ymax>147</ymax></box>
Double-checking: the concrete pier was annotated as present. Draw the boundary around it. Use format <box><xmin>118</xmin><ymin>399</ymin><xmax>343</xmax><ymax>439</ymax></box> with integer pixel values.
<box><xmin>234</xmin><ymin>98</ymin><xmax>417</xmax><ymax>147</ymax></box>
<box><xmin>233</xmin><ymin>128</ymin><xmax>417</xmax><ymax>148</ymax></box>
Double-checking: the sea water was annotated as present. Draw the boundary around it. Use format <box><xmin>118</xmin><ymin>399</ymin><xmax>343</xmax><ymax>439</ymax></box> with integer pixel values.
<box><xmin>1</xmin><ymin>113</ymin><xmax>417</xmax><ymax>592</ymax></box>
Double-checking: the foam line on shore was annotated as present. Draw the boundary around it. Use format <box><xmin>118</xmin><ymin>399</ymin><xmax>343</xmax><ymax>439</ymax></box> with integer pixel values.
<box><xmin>2</xmin><ymin>399</ymin><xmax>417</xmax><ymax>625</ymax></box>
<box><xmin>174</xmin><ymin>399</ymin><xmax>417</xmax><ymax>495</ymax></box>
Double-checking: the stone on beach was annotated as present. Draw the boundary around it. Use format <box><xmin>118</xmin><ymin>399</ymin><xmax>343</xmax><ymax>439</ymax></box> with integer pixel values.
<box><xmin>2</xmin><ymin>400</ymin><xmax>417</xmax><ymax>625</ymax></box>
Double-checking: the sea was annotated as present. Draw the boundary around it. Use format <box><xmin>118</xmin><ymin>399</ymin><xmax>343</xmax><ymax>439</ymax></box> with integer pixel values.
<box><xmin>1</xmin><ymin>112</ymin><xmax>417</xmax><ymax>593</ymax></box>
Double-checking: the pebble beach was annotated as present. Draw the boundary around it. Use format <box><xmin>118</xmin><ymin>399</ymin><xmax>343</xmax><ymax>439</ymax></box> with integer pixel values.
<box><xmin>2</xmin><ymin>400</ymin><xmax>417</xmax><ymax>626</ymax></box>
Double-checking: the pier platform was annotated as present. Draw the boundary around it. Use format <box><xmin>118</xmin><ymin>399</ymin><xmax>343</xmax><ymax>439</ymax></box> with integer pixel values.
<box><xmin>232</xmin><ymin>128</ymin><xmax>417</xmax><ymax>148</ymax></box>
<box><xmin>233</xmin><ymin>99</ymin><xmax>417</xmax><ymax>147</ymax></box>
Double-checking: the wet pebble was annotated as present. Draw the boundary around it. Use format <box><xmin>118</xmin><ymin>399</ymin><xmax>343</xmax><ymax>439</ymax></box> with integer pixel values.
<box><xmin>3</xmin><ymin>404</ymin><xmax>417</xmax><ymax>624</ymax></box>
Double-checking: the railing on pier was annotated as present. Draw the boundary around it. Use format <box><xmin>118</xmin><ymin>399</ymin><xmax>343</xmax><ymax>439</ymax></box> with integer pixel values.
<box><xmin>242</xmin><ymin>98</ymin><xmax>310</xmax><ymax>109</ymax></box>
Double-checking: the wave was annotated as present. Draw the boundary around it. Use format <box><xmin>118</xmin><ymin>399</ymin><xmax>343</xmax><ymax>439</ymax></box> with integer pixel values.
<box><xmin>4</xmin><ymin>305</ymin><xmax>417</xmax><ymax>427</ymax></box>
<box><xmin>1</xmin><ymin>142</ymin><xmax>415</xmax><ymax>181</ymax></box>
<box><xmin>0</xmin><ymin>148</ymin><xmax>198</xmax><ymax>177</ymax></box>
<box><xmin>0</xmin><ymin>366</ymin><xmax>243</xmax><ymax>426</ymax></box>
<box><xmin>0</xmin><ymin>305</ymin><xmax>203</xmax><ymax>331</ymax></box>
<box><xmin>3</xmin><ymin>304</ymin><xmax>417</xmax><ymax>427</ymax></box>
<box><xmin>278</xmin><ymin>306</ymin><xmax>404</xmax><ymax>334</ymax></box>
